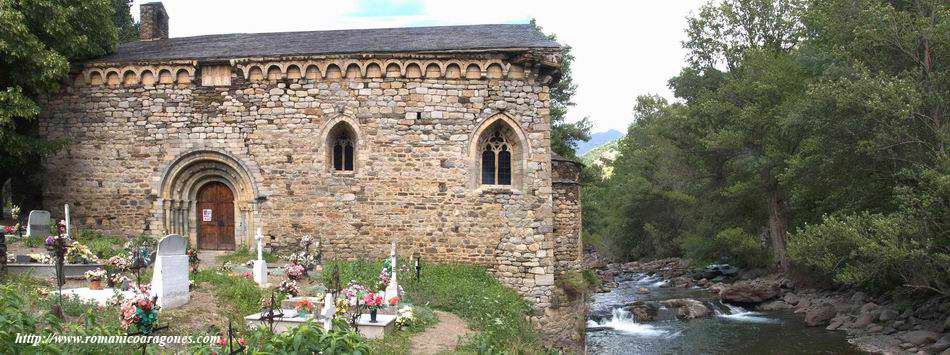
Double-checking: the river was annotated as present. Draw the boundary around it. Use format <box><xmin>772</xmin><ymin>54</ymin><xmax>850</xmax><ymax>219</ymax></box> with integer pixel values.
<box><xmin>586</xmin><ymin>273</ymin><xmax>866</xmax><ymax>354</ymax></box>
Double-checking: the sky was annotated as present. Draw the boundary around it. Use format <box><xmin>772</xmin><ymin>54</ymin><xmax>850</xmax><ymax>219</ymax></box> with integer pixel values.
<box><xmin>130</xmin><ymin>0</ymin><xmax>706</xmax><ymax>134</ymax></box>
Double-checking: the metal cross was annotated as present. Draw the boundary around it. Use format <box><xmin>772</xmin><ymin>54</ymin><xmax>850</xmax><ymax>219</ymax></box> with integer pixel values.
<box><xmin>258</xmin><ymin>292</ymin><xmax>284</xmax><ymax>333</ymax></box>
<box><xmin>226</xmin><ymin>320</ymin><xmax>246</xmax><ymax>355</ymax></box>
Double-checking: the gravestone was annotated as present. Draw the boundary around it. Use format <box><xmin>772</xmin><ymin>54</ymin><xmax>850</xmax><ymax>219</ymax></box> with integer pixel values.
<box><xmin>252</xmin><ymin>228</ymin><xmax>268</xmax><ymax>287</ymax></box>
<box><xmin>384</xmin><ymin>240</ymin><xmax>399</xmax><ymax>302</ymax></box>
<box><xmin>150</xmin><ymin>234</ymin><xmax>189</xmax><ymax>308</ymax></box>
<box><xmin>26</xmin><ymin>210</ymin><xmax>51</xmax><ymax>239</ymax></box>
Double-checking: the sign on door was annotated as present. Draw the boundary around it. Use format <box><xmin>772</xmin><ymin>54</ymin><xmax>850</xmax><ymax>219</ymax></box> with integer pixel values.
<box><xmin>202</xmin><ymin>209</ymin><xmax>212</xmax><ymax>222</ymax></box>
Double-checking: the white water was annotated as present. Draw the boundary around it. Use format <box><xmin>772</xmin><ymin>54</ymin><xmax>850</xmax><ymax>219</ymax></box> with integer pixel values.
<box><xmin>587</xmin><ymin>308</ymin><xmax>668</xmax><ymax>336</ymax></box>
<box><xmin>715</xmin><ymin>302</ymin><xmax>782</xmax><ymax>324</ymax></box>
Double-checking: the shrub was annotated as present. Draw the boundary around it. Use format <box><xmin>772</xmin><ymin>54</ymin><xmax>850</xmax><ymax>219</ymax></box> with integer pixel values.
<box><xmin>191</xmin><ymin>319</ymin><xmax>369</xmax><ymax>354</ymax></box>
<box><xmin>789</xmin><ymin>212</ymin><xmax>948</xmax><ymax>294</ymax></box>
<box><xmin>681</xmin><ymin>228</ymin><xmax>772</xmax><ymax>269</ymax></box>
<box><xmin>323</xmin><ymin>260</ymin><xmax>540</xmax><ymax>350</ymax></box>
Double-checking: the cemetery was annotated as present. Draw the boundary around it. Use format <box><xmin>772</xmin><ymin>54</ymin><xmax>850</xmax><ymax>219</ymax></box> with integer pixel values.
<box><xmin>0</xmin><ymin>205</ymin><xmax>545</xmax><ymax>353</ymax></box>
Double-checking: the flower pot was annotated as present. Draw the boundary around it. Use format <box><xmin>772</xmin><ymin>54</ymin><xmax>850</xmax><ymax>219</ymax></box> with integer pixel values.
<box><xmin>120</xmin><ymin>280</ymin><xmax>129</xmax><ymax>290</ymax></box>
<box><xmin>370</xmin><ymin>309</ymin><xmax>378</xmax><ymax>323</ymax></box>
<box><xmin>89</xmin><ymin>280</ymin><xmax>103</xmax><ymax>290</ymax></box>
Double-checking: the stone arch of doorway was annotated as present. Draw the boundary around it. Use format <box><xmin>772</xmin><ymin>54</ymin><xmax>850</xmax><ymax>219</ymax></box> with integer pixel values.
<box><xmin>155</xmin><ymin>149</ymin><xmax>259</xmax><ymax>250</ymax></box>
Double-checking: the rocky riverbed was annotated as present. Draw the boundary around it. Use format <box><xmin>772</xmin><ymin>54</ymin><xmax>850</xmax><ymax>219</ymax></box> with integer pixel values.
<box><xmin>587</xmin><ymin>257</ymin><xmax>950</xmax><ymax>354</ymax></box>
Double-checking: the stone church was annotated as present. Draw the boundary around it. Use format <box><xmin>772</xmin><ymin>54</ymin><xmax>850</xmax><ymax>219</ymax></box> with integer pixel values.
<box><xmin>38</xmin><ymin>1</ymin><xmax>584</xmax><ymax>346</ymax></box>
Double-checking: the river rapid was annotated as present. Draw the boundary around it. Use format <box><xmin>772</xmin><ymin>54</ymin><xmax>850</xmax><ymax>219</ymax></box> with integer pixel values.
<box><xmin>586</xmin><ymin>273</ymin><xmax>866</xmax><ymax>354</ymax></box>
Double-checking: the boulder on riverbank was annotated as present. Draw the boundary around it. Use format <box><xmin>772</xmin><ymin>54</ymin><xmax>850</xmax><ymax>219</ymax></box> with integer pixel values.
<box><xmin>804</xmin><ymin>303</ymin><xmax>837</xmax><ymax>326</ymax></box>
<box><xmin>659</xmin><ymin>298</ymin><xmax>711</xmax><ymax>319</ymax></box>
<box><xmin>626</xmin><ymin>301</ymin><xmax>660</xmax><ymax>322</ymax></box>
<box><xmin>720</xmin><ymin>279</ymin><xmax>781</xmax><ymax>304</ymax></box>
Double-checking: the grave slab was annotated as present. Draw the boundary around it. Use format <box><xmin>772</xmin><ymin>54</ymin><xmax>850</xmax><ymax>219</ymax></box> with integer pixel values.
<box><xmin>355</xmin><ymin>313</ymin><xmax>396</xmax><ymax>339</ymax></box>
<box><xmin>54</xmin><ymin>287</ymin><xmax>136</xmax><ymax>306</ymax></box>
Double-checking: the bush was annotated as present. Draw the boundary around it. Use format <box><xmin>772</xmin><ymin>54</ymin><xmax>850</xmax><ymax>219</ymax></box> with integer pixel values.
<box><xmin>191</xmin><ymin>319</ymin><xmax>369</xmax><ymax>354</ymax></box>
<box><xmin>323</xmin><ymin>260</ymin><xmax>540</xmax><ymax>351</ymax></box>
<box><xmin>681</xmin><ymin>227</ymin><xmax>772</xmax><ymax>269</ymax></box>
<box><xmin>789</xmin><ymin>212</ymin><xmax>949</xmax><ymax>294</ymax></box>
<box><xmin>0</xmin><ymin>283</ymin><xmax>128</xmax><ymax>354</ymax></box>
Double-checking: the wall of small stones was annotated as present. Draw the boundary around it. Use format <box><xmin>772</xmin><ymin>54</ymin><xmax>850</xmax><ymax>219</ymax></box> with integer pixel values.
<box><xmin>39</xmin><ymin>52</ymin><xmax>575</xmax><ymax>310</ymax></box>
<box><xmin>552</xmin><ymin>158</ymin><xmax>583</xmax><ymax>275</ymax></box>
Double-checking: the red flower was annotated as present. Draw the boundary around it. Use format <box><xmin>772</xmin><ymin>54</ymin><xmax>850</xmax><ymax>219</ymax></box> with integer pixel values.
<box><xmin>242</xmin><ymin>271</ymin><xmax>252</xmax><ymax>279</ymax></box>
<box><xmin>216</xmin><ymin>337</ymin><xmax>226</xmax><ymax>346</ymax></box>
<box><xmin>389</xmin><ymin>296</ymin><xmax>399</xmax><ymax>305</ymax></box>
<box><xmin>238</xmin><ymin>338</ymin><xmax>245</xmax><ymax>346</ymax></box>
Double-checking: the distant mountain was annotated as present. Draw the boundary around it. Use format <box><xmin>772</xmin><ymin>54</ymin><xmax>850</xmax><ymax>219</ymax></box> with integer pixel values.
<box><xmin>575</xmin><ymin>129</ymin><xmax>623</xmax><ymax>155</ymax></box>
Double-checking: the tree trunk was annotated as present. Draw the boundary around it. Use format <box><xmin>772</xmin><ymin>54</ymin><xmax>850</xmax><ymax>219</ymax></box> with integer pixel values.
<box><xmin>767</xmin><ymin>191</ymin><xmax>790</xmax><ymax>273</ymax></box>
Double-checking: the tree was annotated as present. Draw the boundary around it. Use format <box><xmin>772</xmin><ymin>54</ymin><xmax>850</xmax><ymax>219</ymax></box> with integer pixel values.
<box><xmin>112</xmin><ymin>0</ymin><xmax>139</xmax><ymax>43</ymax></box>
<box><xmin>0</xmin><ymin>0</ymin><xmax>120</xmax><ymax>208</ymax></box>
<box><xmin>531</xmin><ymin>19</ymin><xmax>591</xmax><ymax>160</ymax></box>
<box><xmin>681</xmin><ymin>0</ymin><xmax>809</xmax><ymax>272</ymax></box>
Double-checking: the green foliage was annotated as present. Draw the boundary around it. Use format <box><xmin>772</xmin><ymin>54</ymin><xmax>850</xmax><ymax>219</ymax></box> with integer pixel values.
<box><xmin>585</xmin><ymin>0</ymin><xmax>949</xmax><ymax>294</ymax></box>
<box><xmin>74</xmin><ymin>230</ymin><xmax>124</xmax><ymax>259</ymax></box>
<box><xmin>191</xmin><ymin>320</ymin><xmax>370</xmax><ymax>354</ymax></box>
<box><xmin>0</xmin><ymin>281</ymin><xmax>129</xmax><ymax>354</ymax></box>
<box><xmin>192</xmin><ymin>269</ymin><xmax>270</xmax><ymax>324</ymax></box>
<box><xmin>218</xmin><ymin>247</ymin><xmax>278</xmax><ymax>264</ymax></box>
<box><xmin>683</xmin><ymin>228</ymin><xmax>772</xmax><ymax>269</ymax></box>
<box><xmin>324</xmin><ymin>260</ymin><xmax>540</xmax><ymax>351</ymax></box>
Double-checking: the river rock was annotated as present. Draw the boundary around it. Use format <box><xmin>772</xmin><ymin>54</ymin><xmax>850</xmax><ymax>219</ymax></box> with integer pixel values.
<box><xmin>626</xmin><ymin>301</ymin><xmax>660</xmax><ymax>322</ymax></box>
<box><xmin>879</xmin><ymin>309</ymin><xmax>899</xmax><ymax>322</ymax></box>
<box><xmin>827</xmin><ymin>319</ymin><xmax>844</xmax><ymax>330</ymax></box>
<box><xmin>860</xmin><ymin>302</ymin><xmax>879</xmax><ymax>313</ymax></box>
<box><xmin>930</xmin><ymin>334</ymin><xmax>950</xmax><ymax>352</ymax></box>
<box><xmin>659</xmin><ymin>298</ymin><xmax>711</xmax><ymax>319</ymax></box>
<box><xmin>852</xmin><ymin>313</ymin><xmax>876</xmax><ymax>329</ymax></box>
<box><xmin>720</xmin><ymin>279</ymin><xmax>781</xmax><ymax>304</ymax></box>
<box><xmin>804</xmin><ymin>303</ymin><xmax>837</xmax><ymax>327</ymax></box>
<box><xmin>758</xmin><ymin>300</ymin><xmax>792</xmax><ymax>311</ymax></box>
<box><xmin>636</xmin><ymin>287</ymin><xmax>650</xmax><ymax>294</ymax></box>
<box><xmin>782</xmin><ymin>293</ymin><xmax>800</xmax><ymax>306</ymax></box>
<box><xmin>867</xmin><ymin>324</ymin><xmax>884</xmax><ymax>333</ymax></box>
<box><xmin>850</xmin><ymin>291</ymin><xmax>866</xmax><ymax>304</ymax></box>
<box><xmin>900</xmin><ymin>330</ymin><xmax>939</xmax><ymax>346</ymax></box>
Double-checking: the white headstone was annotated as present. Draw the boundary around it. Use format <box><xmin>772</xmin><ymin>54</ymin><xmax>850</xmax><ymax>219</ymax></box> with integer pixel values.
<box><xmin>252</xmin><ymin>228</ymin><xmax>268</xmax><ymax>287</ymax></box>
<box><xmin>64</xmin><ymin>204</ymin><xmax>71</xmax><ymax>238</ymax></box>
<box><xmin>321</xmin><ymin>292</ymin><xmax>337</xmax><ymax>332</ymax></box>
<box><xmin>26</xmin><ymin>210</ymin><xmax>50</xmax><ymax>239</ymax></box>
<box><xmin>384</xmin><ymin>240</ymin><xmax>399</xmax><ymax>302</ymax></box>
<box><xmin>151</xmin><ymin>234</ymin><xmax>190</xmax><ymax>308</ymax></box>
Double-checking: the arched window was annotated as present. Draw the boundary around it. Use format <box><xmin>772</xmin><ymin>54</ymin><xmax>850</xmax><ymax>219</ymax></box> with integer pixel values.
<box><xmin>326</xmin><ymin>121</ymin><xmax>358</xmax><ymax>172</ymax></box>
<box><xmin>332</xmin><ymin>131</ymin><xmax>354</xmax><ymax>171</ymax></box>
<box><xmin>480</xmin><ymin>129</ymin><xmax>514</xmax><ymax>185</ymax></box>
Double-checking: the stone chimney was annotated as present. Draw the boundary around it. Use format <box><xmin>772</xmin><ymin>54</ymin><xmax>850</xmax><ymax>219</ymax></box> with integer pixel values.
<box><xmin>139</xmin><ymin>2</ymin><xmax>169</xmax><ymax>41</ymax></box>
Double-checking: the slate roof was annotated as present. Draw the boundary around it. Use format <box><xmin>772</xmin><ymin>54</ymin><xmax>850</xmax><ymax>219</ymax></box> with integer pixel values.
<box><xmin>95</xmin><ymin>24</ymin><xmax>560</xmax><ymax>63</ymax></box>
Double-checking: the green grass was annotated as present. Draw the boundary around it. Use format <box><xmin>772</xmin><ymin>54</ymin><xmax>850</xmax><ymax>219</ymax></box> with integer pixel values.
<box><xmin>217</xmin><ymin>247</ymin><xmax>279</xmax><ymax>264</ymax></box>
<box><xmin>323</xmin><ymin>259</ymin><xmax>541</xmax><ymax>351</ymax></box>
<box><xmin>192</xmin><ymin>269</ymin><xmax>272</xmax><ymax>326</ymax></box>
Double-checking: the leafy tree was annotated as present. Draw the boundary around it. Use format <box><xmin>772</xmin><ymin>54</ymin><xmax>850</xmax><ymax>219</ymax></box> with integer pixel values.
<box><xmin>0</xmin><ymin>0</ymin><xmax>120</xmax><ymax>208</ymax></box>
<box><xmin>112</xmin><ymin>0</ymin><xmax>139</xmax><ymax>43</ymax></box>
<box><xmin>679</xmin><ymin>0</ymin><xmax>810</xmax><ymax>271</ymax></box>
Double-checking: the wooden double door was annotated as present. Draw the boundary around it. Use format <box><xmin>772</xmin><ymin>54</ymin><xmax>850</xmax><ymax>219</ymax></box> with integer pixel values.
<box><xmin>196</xmin><ymin>182</ymin><xmax>235</xmax><ymax>250</ymax></box>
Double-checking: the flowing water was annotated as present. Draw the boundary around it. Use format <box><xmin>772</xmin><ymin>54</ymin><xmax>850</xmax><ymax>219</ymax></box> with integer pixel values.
<box><xmin>586</xmin><ymin>274</ymin><xmax>866</xmax><ymax>354</ymax></box>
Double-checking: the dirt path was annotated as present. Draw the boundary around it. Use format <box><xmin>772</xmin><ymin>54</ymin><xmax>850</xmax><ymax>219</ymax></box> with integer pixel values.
<box><xmin>410</xmin><ymin>311</ymin><xmax>473</xmax><ymax>354</ymax></box>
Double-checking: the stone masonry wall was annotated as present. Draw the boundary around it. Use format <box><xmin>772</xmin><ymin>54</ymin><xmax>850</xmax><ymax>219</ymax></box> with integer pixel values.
<box><xmin>38</xmin><ymin>53</ymin><xmax>565</xmax><ymax>311</ymax></box>
<box><xmin>552</xmin><ymin>158</ymin><xmax>583</xmax><ymax>275</ymax></box>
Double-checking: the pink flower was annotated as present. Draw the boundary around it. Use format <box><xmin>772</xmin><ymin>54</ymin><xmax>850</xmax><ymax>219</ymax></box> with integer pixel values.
<box><xmin>243</xmin><ymin>271</ymin><xmax>252</xmax><ymax>279</ymax></box>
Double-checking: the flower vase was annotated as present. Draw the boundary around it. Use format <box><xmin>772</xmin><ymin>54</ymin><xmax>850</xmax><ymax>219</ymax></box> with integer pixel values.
<box><xmin>120</xmin><ymin>279</ymin><xmax>129</xmax><ymax>290</ymax></box>
<box><xmin>89</xmin><ymin>280</ymin><xmax>102</xmax><ymax>290</ymax></box>
<box><xmin>370</xmin><ymin>309</ymin><xmax>378</xmax><ymax>323</ymax></box>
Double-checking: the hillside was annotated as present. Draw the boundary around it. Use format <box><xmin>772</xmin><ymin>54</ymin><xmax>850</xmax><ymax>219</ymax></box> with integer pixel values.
<box><xmin>580</xmin><ymin>139</ymin><xmax>619</xmax><ymax>176</ymax></box>
<box><xmin>575</xmin><ymin>129</ymin><xmax>622</xmax><ymax>155</ymax></box>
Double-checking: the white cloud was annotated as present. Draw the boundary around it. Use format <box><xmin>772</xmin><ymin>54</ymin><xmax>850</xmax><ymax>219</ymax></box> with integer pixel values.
<box><xmin>131</xmin><ymin>0</ymin><xmax>705</xmax><ymax>133</ymax></box>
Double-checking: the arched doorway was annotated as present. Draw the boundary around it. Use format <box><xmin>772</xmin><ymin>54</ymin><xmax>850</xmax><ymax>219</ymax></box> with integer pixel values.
<box><xmin>196</xmin><ymin>182</ymin><xmax>235</xmax><ymax>250</ymax></box>
<box><xmin>156</xmin><ymin>150</ymin><xmax>259</xmax><ymax>250</ymax></box>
